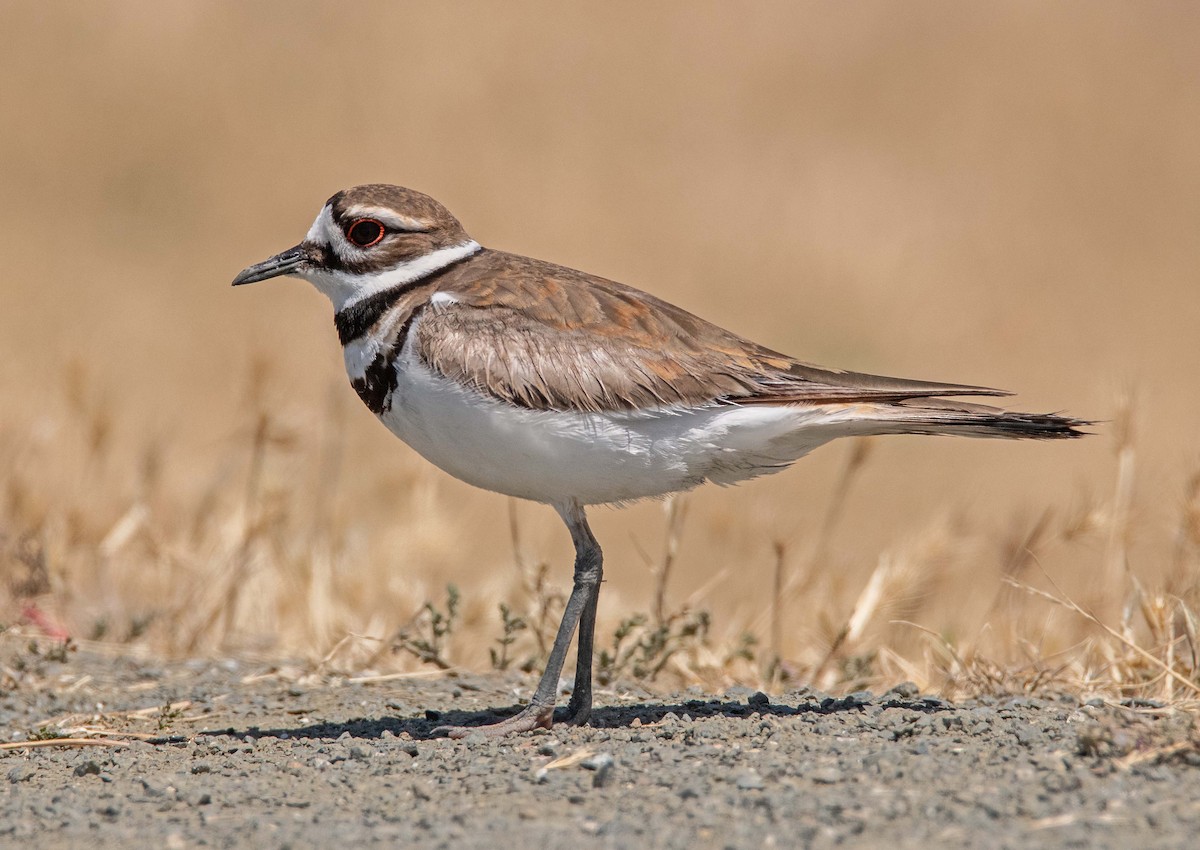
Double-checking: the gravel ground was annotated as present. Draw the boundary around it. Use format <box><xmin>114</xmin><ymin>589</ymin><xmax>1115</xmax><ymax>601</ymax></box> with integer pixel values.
<box><xmin>2</xmin><ymin>645</ymin><xmax>1199</xmax><ymax>849</ymax></box>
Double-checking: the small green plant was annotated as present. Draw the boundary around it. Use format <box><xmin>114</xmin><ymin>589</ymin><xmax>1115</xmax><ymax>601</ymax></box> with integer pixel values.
<box><xmin>489</xmin><ymin>602</ymin><xmax>527</xmax><ymax>671</ymax></box>
<box><xmin>44</xmin><ymin>638</ymin><xmax>74</xmax><ymax>664</ymax></box>
<box><xmin>29</xmin><ymin>726</ymin><xmax>64</xmax><ymax>741</ymax></box>
<box><xmin>395</xmin><ymin>585</ymin><xmax>460</xmax><ymax>669</ymax></box>
<box><xmin>594</xmin><ymin>495</ymin><xmax>714</xmax><ymax>685</ymax></box>
<box><xmin>128</xmin><ymin>614</ymin><xmax>155</xmax><ymax>641</ymax></box>
<box><xmin>157</xmin><ymin>699</ymin><xmax>185</xmax><ymax>730</ymax></box>
<box><xmin>727</xmin><ymin>631</ymin><xmax>759</xmax><ymax>666</ymax></box>
<box><xmin>597</xmin><ymin>608</ymin><xmax>711</xmax><ymax>684</ymax></box>
<box><xmin>838</xmin><ymin>651</ymin><xmax>877</xmax><ymax>689</ymax></box>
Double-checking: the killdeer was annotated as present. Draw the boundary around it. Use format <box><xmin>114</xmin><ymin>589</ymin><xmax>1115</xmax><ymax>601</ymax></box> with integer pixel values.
<box><xmin>233</xmin><ymin>184</ymin><xmax>1087</xmax><ymax>737</ymax></box>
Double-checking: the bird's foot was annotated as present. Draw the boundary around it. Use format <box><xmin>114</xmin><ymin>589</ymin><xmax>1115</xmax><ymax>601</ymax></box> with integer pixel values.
<box><xmin>433</xmin><ymin>703</ymin><xmax>555</xmax><ymax>739</ymax></box>
<box><xmin>561</xmin><ymin>695</ymin><xmax>592</xmax><ymax>727</ymax></box>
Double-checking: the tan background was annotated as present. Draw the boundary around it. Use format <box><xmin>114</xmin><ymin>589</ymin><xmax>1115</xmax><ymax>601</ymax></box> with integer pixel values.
<box><xmin>1</xmin><ymin>2</ymin><xmax>1196</xmax><ymax>674</ymax></box>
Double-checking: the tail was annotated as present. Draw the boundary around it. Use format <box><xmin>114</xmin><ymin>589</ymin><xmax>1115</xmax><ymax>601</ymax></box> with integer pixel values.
<box><xmin>870</xmin><ymin>398</ymin><xmax>1092</xmax><ymax>440</ymax></box>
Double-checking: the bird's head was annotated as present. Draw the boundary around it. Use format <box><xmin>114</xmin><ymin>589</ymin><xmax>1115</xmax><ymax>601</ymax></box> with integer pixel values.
<box><xmin>232</xmin><ymin>184</ymin><xmax>480</xmax><ymax>310</ymax></box>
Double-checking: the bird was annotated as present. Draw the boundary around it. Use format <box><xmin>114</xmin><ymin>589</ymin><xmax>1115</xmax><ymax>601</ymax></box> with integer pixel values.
<box><xmin>233</xmin><ymin>184</ymin><xmax>1088</xmax><ymax>738</ymax></box>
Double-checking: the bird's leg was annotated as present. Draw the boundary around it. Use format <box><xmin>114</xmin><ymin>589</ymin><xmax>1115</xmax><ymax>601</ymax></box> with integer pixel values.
<box><xmin>563</xmin><ymin>588</ymin><xmax>599</xmax><ymax>725</ymax></box>
<box><xmin>552</xmin><ymin>501</ymin><xmax>603</xmax><ymax>726</ymax></box>
<box><xmin>562</xmin><ymin>504</ymin><xmax>602</xmax><ymax>726</ymax></box>
<box><xmin>435</xmin><ymin>501</ymin><xmax>602</xmax><ymax>738</ymax></box>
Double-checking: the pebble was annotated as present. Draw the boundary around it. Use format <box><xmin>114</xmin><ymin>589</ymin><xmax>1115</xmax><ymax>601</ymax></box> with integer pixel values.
<box><xmin>735</xmin><ymin>771</ymin><xmax>765</xmax><ymax>790</ymax></box>
<box><xmin>810</xmin><ymin>767</ymin><xmax>844</xmax><ymax>785</ymax></box>
<box><xmin>886</xmin><ymin>682</ymin><xmax>920</xmax><ymax>699</ymax></box>
<box><xmin>581</xmin><ymin>751</ymin><xmax>613</xmax><ymax>770</ymax></box>
<box><xmin>138</xmin><ymin>778</ymin><xmax>168</xmax><ymax>797</ymax></box>
<box><xmin>2</xmin><ymin>655</ymin><xmax>1198</xmax><ymax>850</ymax></box>
<box><xmin>583</xmin><ymin>752</ymin><xmax>615</xmax><ymax>788</ymax></box>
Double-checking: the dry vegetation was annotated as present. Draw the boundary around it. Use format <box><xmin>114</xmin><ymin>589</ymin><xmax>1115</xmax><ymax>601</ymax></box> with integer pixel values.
<box><xmin>2</xmin><ymin>3</ymin><xmax>1199</xmax><ymax>707</ymax></box>
<box><xmin>3</xmin><ymin>359</ymin><xmax>1198</xmax><ymax>708</ymax></box>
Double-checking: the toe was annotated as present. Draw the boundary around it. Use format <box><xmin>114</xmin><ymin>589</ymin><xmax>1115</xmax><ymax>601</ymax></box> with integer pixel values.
<box><xmin>432</xmin><ymin>705</ymin><xmax>555</xmax><ymax>739</ymax></box>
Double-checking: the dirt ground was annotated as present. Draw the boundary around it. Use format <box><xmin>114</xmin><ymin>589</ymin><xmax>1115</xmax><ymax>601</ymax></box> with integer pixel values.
<box><xmin>1</xmin><ymin>647</ymin><xmax>1198</xmax><ymax>849</ymax></box>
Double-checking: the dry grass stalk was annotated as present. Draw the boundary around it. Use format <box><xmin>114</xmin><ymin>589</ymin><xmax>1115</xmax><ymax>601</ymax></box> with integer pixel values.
<box><xmin>652</xmin><ymin>495</ymin><xmax>689</xmax><ymax>628</ymax></box>
<box><xmin>506</xmin><ymin>499</ymin><xmax>562</xmax><ymax>664</ymax></box>
<box><xmin>1101</xmin><ymin>391</ymin><xmax>1136</xmax><ymax>612</ymax></box>
<box><xmin>2</xmin><ymin>367</ymin><xmax>1198</xmax><ymax>708</ymax></box>
<box><xmin>766</xmin><ymin>540</ymin><xmax>787</xmax><ymax>688</ymax></box>
<box><xmin>0</xmin><ymin>738</ymin><xmax>131</xmax><ymax>751</ymax></box>
<box><xmin>1004</xmin><ymin>576</ymin><xmax>1200</xmax><ymax>699</ymax></box>
<box><xmin>778</xmin><ymin>439</ymin><xmax>874</xmax><ymax>613</ymax></box>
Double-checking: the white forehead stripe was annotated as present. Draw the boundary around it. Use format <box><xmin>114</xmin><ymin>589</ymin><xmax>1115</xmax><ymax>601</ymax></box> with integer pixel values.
<box><xmin>305</xmin><ymin>205</ymin><xmax>336</xmax><ymax>243</ymax></box>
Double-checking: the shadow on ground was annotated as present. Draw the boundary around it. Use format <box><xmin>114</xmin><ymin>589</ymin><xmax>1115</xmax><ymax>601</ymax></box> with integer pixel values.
<box><xmin>196</xmin><ymin>694</ymin><xmax>954</xmax><ymax>742</ymax></box>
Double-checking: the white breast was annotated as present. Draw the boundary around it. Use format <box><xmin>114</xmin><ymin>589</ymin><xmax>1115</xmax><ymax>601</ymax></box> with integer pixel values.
<box><xmin>363</xmin><ymin>332</ymin><xmax>873</xmax><ymax>506</ymax></box>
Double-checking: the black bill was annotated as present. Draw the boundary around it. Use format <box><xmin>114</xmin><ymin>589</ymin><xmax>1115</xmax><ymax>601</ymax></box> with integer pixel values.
<box><xmin>232</xmin><ymin>245</ymin><xmax>308</xmax><ymax>286</ymax></box>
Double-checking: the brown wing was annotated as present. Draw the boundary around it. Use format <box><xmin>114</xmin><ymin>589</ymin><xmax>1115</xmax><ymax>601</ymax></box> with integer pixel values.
<box><xmin>415</xmin><ymin>250</ymin><xmax>1009</xmax><ymax>413</ymax></box>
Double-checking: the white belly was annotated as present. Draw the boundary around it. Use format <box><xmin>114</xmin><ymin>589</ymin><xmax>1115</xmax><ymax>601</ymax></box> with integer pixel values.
<box><xmin>371</xmin><ymin>347</ymin><xmax>867</xmax><ymax>506</ymax></box>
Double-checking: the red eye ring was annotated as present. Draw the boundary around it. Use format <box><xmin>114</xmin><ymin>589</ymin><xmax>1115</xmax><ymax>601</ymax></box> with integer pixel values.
<box><xmin>346</xmin><ymin>218</ymin><xmax>385</xmax><ymax>248</ymax></box>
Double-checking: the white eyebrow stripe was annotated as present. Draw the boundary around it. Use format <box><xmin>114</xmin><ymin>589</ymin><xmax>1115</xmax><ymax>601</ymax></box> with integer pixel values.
<box><xmin>344</xmin><ymin>205</ymin><xmax>433</xmax><ymax>232</ymax></box>
<box><xmin>430</xmin><ymin>292</ymin><xmax>459</xmax><ymax>308</ymax></box>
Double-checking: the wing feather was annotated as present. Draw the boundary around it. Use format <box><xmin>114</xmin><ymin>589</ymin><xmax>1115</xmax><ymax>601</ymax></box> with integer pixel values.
<box><xmin>414</xmin><ymin>251</ymin><xmax>1008</xmax><ymax>413</ymax></box>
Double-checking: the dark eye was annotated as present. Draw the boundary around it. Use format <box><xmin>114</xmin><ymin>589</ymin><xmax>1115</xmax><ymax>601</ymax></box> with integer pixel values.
<box><xmin>346</xmin><ymin>219</ymin><xmax>385</xmax><ymax>248</ymax></box>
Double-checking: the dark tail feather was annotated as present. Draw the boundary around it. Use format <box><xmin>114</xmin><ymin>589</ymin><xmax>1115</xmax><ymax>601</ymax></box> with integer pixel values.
<box><xmin>880</xmin><ymin>398</ymin><xmax>1092</xmax><ymax>440</ymax></box>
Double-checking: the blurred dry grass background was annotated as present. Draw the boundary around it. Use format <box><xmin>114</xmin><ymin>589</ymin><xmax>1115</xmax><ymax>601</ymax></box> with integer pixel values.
<box><xmin>2</xmin><ymin>2</ymin><xmax>1199</xmax><ymax>700</ymax></box>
